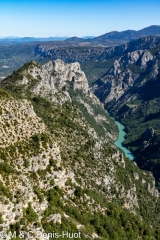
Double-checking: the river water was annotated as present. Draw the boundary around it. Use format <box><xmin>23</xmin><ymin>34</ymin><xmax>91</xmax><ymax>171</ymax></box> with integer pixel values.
<box><xmin>114</xmin><ymin>120</ymin><xmax>134</xmax><ymax>160</ymax></box>
<box><xmin>107</xmin><ymin>112</ymin><xmax>134</xmax><ymax>160</ymax></box>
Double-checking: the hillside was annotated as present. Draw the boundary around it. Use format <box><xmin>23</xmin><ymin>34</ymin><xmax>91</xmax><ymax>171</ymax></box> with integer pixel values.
<box><xmin>0</xmin><ymin>60</ymin><xmax>160</xmax><ymax>239</ymax></box>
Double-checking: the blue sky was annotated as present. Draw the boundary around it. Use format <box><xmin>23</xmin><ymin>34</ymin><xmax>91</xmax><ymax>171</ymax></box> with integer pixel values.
<box><xmin>0</xmin><ymin>0</ymin><xmax>160</xmax><ymax>37</ymax></box>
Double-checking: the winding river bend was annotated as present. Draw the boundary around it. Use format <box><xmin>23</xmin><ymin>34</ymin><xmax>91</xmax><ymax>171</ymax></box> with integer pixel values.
<box><xmin>107</xmin><ymin>112</ymin><xmax>134</xmax><ymax>160</ymax></box>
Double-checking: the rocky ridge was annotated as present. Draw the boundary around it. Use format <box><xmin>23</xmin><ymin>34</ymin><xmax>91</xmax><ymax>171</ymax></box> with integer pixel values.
<box><xmin>36</xmin><ymin>36</ymin><xmax>160</xmax><ymax>64</ymax></box>
<box><xmin>18</xmin><ymin>60</ymin><xmax>89</xmax><ymax>104</ymax></box>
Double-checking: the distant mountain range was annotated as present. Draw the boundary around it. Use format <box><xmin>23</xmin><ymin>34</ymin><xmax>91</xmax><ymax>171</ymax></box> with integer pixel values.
<box><xmin>0</xmin><ymin>36</ymin><xmax>68</xmax><ymax>44</ymax></box>
<box><xmin>0</xmin><ymin>36</ymin><xmax>95</xmax><ymax>44</ymax></box>
<box><xmin>92</xmin><ymin>25</ymin><xmax>160</xmax><ymax>42</ymax></box>
<box><xmin>64</xmin><ymin>25</ymin><xmax>160</xmax><ymax>46</ymax></box>
<box><xmin>1</xmin><ymin>25</ymin><xmax>160</xmax><ymax>46</ymax></box>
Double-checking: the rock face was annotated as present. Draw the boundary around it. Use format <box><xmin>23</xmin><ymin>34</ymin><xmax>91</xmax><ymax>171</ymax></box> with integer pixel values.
<box><xmin>143</xmin><ymin>127</ymin><xmax>155</xmax><ymax>143</ymax></box>
<box><xmin>92</xmin><ymin>50</ymin><xmax>156</xmax><ymax>107</ymax></box>
<box><xmin>21</xmin><ymin>60</ymin><xmax>89</xmax><ymax>100</ymax></box>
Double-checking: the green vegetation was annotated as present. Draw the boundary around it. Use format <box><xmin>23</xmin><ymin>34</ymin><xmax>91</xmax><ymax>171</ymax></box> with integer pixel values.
<box><xmin>115</xmin><ymin>101</ymin><xmax>159</xmax><ymax>150</ymax></box>
<box><xmin>126</xmin><ymin>103</ymin><xmax>138</xmax><ymax>108</ymax></box>
<box><xmin>0</xmin><ymin>181</ymin><xmax>12</xmax><ymax>200</ymax></box>
<box><xmin>81</xmin><ymin>57</ymin><xmax>118</xmax><ymax>86</ymax></box>
<box><xmin>67</xmin><ymin>86</ymin><xmax>118</xmax><ymax>139</ymax></box>
<box><xmin>0</xmin><ymin>87</ymin><xmax>11</xmax><ymax>98</ymax></box>
<box><xmin>0</xmin><ymin>162</ymin><xmax>17</xmax><ymax>174</ymax></box>
<box><xmin>23</xmin><ymin>204</ymin><xmax>38</xmax><ymax>223</ymax></box>
<box><xmin>41</xmin><ymin>182</ymin><xmax>160</xmax><ymax>240</ymax></box>
<box><xmin>33</xmin><ymin>186</ymin><xmax>44</xmax><ymax>203</ymax></box>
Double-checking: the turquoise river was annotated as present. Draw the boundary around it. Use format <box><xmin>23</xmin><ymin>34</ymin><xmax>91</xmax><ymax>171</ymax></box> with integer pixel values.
<box><xmin>114</xmin><ymin>120</ymin><xmax>134</xmax><ymax>160</ymax></box>
<box><xmin>107</xmin><ymin>112</ymin><xmax>134</xmax><ymax>160</ymax></box>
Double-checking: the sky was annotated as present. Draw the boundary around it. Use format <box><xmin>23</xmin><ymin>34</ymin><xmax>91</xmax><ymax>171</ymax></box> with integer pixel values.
<box><xmin>0</xmin><ymin>0</ymin><xmax>160</xmax><ymax>37</ymax></box>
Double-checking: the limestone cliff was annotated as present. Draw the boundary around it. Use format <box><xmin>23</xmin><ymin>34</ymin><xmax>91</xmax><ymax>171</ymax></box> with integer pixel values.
<box><xmin>15</xmin><ymin>59</ymin><xmax>89</xmax><ymax>100</ymax></box>
<box><xmin>92</xmin><ymin>50</ymin><xmax>156</xmax><ymax>108</ymax></box>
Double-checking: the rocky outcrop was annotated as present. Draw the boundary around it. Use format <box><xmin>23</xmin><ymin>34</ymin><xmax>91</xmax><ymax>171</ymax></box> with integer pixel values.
<box><xmin>141</xmin><ymin>127</ymin><xmax>155</xmax><ymax>149</ymax></box>
<box><xmin>21</xmin><ymin>60</ymin><xmax>89</xmax><ymax>99</ymax></box>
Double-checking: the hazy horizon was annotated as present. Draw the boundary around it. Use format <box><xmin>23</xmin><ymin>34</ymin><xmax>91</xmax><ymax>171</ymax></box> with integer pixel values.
<box><xmin>1</xmin><ymin>25</ymin><xmax>160</xmax><ymax>39</ymax></box>
<box><xmin>0</xmin><ymin>0</ymin><xmax>160</xmax><ymax>37</ymax></box>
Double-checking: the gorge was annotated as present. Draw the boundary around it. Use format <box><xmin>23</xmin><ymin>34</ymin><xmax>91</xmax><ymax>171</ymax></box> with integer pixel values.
<box><xmin>0</xmin><ymin>30</ymin><xmax>160</xmax><ymax>239</ymax></box>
